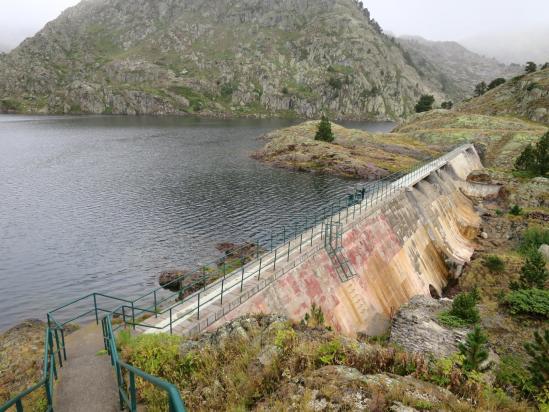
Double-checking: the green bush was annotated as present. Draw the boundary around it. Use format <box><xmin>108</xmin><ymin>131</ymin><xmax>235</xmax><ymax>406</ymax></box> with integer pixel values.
<box><xmin>509</xmin><ymin>205</ymin><xmax>523</xmax><ymax>216</ymax></box>
<box><xmin>488</xmin><ymin>78</ymin><xmax>506</xmax><ymax>90</ymax></box>
<box><xmin>520</xmin><ymin>227</ymin><xmax>549</xmax><ymax>254</ymax></box>
<box><xmin>525</xmin><ymin>61</ymin><xmax>537</xmax><ymax>74</ymax></box>
<box><xmin>511</xmin><ymin>249</ymin><xmax>549</xmax><ymax>290</ymax></box>
<box><xmin>415</xmin><ymin>94</ymin><xmax>434</xmax><ymax>113</ymax></box>
<box><xmin>514</xmin><ymin>132</ymin><xmax>549</xmax><ymax>176</ymax></box>
<box><xmin>437</xmin><ymin>312</ymin><xmax>469</xmax><ymax>328</ymax></box>
<box><xmin>315</xmin><ymin>115</ymin><xmax>334</xmax><ymax>142</ymax></box>
<box><xmin>328</xmin><ymin>77</ymin><xmax>343</xmax><ymax>90</ymax></box>
<box><xmin>495</xmin><ymin>355</ymin><xmax>535</xmax><ymax>396</ymax></box>
<box><xmin>449</xmin><ymin>291</ymin><xmax>480</xmax><ymax>324</ymax></box>
<box><xmin>505</xmin><ymin>289</ymin><xmax>549</xmax><ymax>318</ymax></box>
<box><xmin>459</xmin><ymin>326</ymin><xmax>489</xmax><ymax>372</ymax></box>
<box><xmin>474</xmin><ymin>81</ymin><xmax>487</xmax><ymax>96</ymax></box>
<box><xmin>483</xmin><ymin>255</ymin><xmax>505</xmax><ymax>273</ymax></box>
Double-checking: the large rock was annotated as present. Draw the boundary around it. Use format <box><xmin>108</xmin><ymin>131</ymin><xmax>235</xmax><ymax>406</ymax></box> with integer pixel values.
<box><xmin>389</xmin><ymin>295</ymin><xmax>469</xmax><ymax>358</ymax></box>
<box><xmin>539</xmin><ymin>244</ymin><xmax>549</xmax><ymax>262</ymax></box>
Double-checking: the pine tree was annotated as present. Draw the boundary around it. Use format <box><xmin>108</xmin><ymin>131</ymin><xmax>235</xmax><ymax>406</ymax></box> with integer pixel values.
<box><xmin>516</xmin><ymin>249</ymin><xmax>549</xmax><ymax>289</ymax></box>
<box><xmin>474</xmin><ymin>81</ymin><xmax>487</xmax><ymax>97</ymax></box>
<box><xmin>315</xmin><ymin>115</ymin><xmax>334</xmax><ymax>142</ymax></box>
<box><xmin>534</xmin><ymin>132</ymin><xmax>549</xmax><ymax>176</ymax></box>
<box><xmin>524</xmin><ymin>329</ymin><xmax>549</xmax><ymax>390</ymax></box>
<box><xmin>514</xmin><ymin>143</ymin><xmax>536</xmax><ymax>171</ymax></box>
<box><xmin>459</xmin><ymin>325</ymin><xmax>490</xmax><ymax>371</ymax></box>
<box><xmin>487</xmin><ymin>77</ymin><xmax>506</xmax><ymax>90</ymax></box>
<box><xmin>450</xmin><ymin>291</ymin><xmax>480</xmax><ymax>323</ymax></box>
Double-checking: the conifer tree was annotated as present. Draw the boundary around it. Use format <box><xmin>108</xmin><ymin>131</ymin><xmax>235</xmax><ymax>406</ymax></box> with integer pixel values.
<box><xmin>315</xmin><ymin>115</ymin><xmax>334</xmax><ymax>142</ymax></box>
<box><xmin>515</xmin><ymin>249</ymin><xmax>549</xmax><ymax>290</ymax></box>
<box><xmin>524</xmin><ymin>329</ymin><xmax>549</xmax><ymax>390</ymax></box>
<box><xmin>459</xmin><ymin>325</ymin><xmax>490</xmax><ymax>371</ymax></box>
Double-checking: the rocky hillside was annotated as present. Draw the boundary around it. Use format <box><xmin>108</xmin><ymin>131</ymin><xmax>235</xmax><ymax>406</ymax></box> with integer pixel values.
<box><xmin>398</xmin><ymin>36</ymin><xmax>521</xmax><ymax>102</ymax></box>
<box><xmin>457</xmin><ymin>68</ymin><xmax>549</xmax><ymax>125</ymax></box>
<box><xmin>0</xmin><ymin>0</ymin><xmax>447</xmax><ymax>120</ymax></box>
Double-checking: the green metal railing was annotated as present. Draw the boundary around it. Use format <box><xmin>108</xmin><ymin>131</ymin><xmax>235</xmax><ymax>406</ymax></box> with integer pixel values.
<box><xmin>0</xmin><ymin>327</ymin><xmax>62</xmax><ymax>412</ymax></box>
<box><xmin>1</xmin><ymin>144</ymin><xmax>475</xmax><ymax>411</ymax></box>
<box><xmin>102</xmin><ymin>314</ymin><xmax>186</xmax><ymax>412</ymax></box>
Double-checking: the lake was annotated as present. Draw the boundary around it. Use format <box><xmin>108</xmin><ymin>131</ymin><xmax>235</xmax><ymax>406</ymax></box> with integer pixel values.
<box><xmin>0</xmin><ymin>115</ymin><xmax>394</xmax><ymax>330</ymax></box>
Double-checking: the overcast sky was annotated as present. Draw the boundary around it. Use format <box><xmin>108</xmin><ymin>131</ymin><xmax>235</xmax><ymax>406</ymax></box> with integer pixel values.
<box><xmin>1</xmin><ymin>0</ymin><xmax>548</xmax><ymax>62</ymax></box>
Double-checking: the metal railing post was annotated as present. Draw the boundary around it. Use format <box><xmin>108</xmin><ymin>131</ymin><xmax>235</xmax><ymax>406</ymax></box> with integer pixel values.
<box><xmin>93</xmin><ymin>293</ymin><xmax>99</xmax><ymax>324</ymax></box>
<box><xmin>197</xmin><ymin>293</ymin><xmax>200</xmax><ymax>319</ymax></box>
<box><xmin>154</xmin><ymin>291</ymin><xmax>158</xmax><ymax>318</ymax></box>
<box><xmin>129</xmin><ymin>371</ymin><xmax>137</xmax><ymax>411</ymax></box>
<box><xmin>220</xmin><ymin>279</ymin><xmax>225</xmax><ymax>305</ymax></box>
<box><xmin>169</xmin><ymin>308</ymin><xmax>173</xmax><ymax>335</ymax></box>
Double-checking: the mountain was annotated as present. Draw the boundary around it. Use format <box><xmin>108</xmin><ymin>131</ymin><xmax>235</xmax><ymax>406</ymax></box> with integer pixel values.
<box><xmin>0</xmin><ymin>0</ymin><xmax>447</xmax><ymax>120</ymax></box>
<box><xmin>397</xmin><ymin>36</ymin><xmax>521</xmax><ymax>102</ymax></box>
<box><xmin>457</xmin><ymin>67</ymin><xmax>549</xmax><ymax>125</ymax></box>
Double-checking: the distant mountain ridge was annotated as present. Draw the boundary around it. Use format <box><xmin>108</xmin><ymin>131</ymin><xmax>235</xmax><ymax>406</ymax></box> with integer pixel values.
<box><xmin>397</xmin><ymin>35</ymin><xmax>521</xmax><ymax>102</ymax></box>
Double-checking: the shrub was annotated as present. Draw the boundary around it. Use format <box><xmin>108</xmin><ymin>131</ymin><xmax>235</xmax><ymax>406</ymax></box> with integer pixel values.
<box><xmin>449</xmin><ymin>291</ymin><xmax>480</xmax><ymax>324</ymax></box>
<box><xmin>302</xmin><ymin>303</ymin><xmax>325</xmax><ymax>328</ymax></box>
<box><xmin>328</xmin><ymin>76</ymin><xmax>343</xmax><ymax>90</ymax></box>
<box><xmin>488</xmin><ymin>77</ymin><xmax>506</xmax><ymax>90</ymax></box>
<box><xmin>525</xmin><ymin>61</ymin><xmax>537</xmax><ymax>74</ymax></box>
<box><xmin>315</xmin><ymin>115</ymin><xmax>334</xmax><ymax>142</ymax></box>
<box><xmin>515</xmin><ymin>132</ymin><xmax>549</xmax><ymax>176</ymax></box>
<box><xmin>316</xmin><ymin>338</ymin><xmax>346</xmax><ymax>365</ymax></box>
<box><xmin>505</xmin><ymin>289</ymin><xmax>549</xmax><ymax>318</ymax></box>
<box><xmin>509</xmin><ymin>204</ymin><xmax>523</xmax><ymax>216</ymax></box>
<box><xmin>459</xmin><ymin>326</ymin><xmax>489</xmax><ymax>372</ymax></box>
<box><xmin>511</xmin><ymin>249</ymin><xmax>549</xmax><ymax>290</ymax></box>
<box><xmin>495</xmin><ymin>355</ymin><xmax>535</xmax><ymax>396</ymax></box>
<box><xmin>441</xmin><ymin>101</ymin><xmax>453</xmax><ymax>109</ymax></box>
<box><xmin>483</xmin><ymin>255</ymin><xmax>505</xmax><ymax>273</ymax></box>
<box><xmin>415</xmin><ymin>95</ymin><xmax>434</xmax><ymax>113</ymax></box>
<box><xmin>437</xmin><ymin>312</ymin><xmax>469</xmax><ymax>328</ymax></box>
<box><xmin>520</xmin><ymin>227</ymin><xmax>549</xmax><ymax>254</ymax></box>
<box><xmin>524</xmin><ymin>330</ymin><xmax>549</xmax><ymax>391</ymax></box>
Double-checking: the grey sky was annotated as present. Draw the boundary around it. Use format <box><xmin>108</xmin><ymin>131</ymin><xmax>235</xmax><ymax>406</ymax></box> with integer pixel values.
<box><xmin>1</xmin><ymin>0</ymin><xmax>548</xmax><ymax>62</ymax></box>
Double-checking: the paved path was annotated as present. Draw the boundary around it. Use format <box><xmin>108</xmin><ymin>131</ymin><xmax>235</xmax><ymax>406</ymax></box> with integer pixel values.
<box><xmin>54</xmin><ymin>323</ymin><xmax>119</xmax><ymax>412</ymax></box>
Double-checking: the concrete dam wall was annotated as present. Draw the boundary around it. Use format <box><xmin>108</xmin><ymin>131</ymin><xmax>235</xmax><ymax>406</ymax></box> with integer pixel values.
<box><xmin>204</xmin><ymin>147</ymin><xmax>484</xmax><ymax>336</ymax></box>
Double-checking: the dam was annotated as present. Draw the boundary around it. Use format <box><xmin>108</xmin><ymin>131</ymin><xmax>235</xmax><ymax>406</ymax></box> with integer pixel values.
<box><xmin>2</xmin><ymin>143</ymin><xmax>489</xmax><ymax>412</ymax></box>
<box><xmin>134</xmin><ymin>143</ymin><xmax>484</xmax><ymax>337</ymax></box>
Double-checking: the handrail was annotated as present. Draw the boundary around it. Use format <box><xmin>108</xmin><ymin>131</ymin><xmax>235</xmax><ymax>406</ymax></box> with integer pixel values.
<box><xmin>102</xmin><ymin>314</ymin><xmax>186</xmax><ymax>412</ymax></box>
<box><xmin>0</xmin><ymin>327</ymin><xmax>61</xmax><ymax>412</ymax></box>
<box><xmin>1</xmin><ymin>144</ymin><xmax>475</xmax><ymax>411</ymax></box>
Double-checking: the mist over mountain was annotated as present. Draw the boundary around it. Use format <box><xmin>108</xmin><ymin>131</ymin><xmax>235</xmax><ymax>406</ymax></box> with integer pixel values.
<box><xmin>397</xmin><ymin>35</ymin><xmax>520</xmax><ymax>101</ymax></box>
<box><xmin>461</xmin><ymin>27</ymin><xmax>549</xmax><ymax>65</ymax></box>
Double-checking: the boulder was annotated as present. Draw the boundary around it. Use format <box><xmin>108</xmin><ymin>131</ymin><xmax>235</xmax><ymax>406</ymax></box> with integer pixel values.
<box><xmin>539</xmin><ymin>244</ymin><xmax>549</xmax><ymax>262</ymax></box>
<box><xmin>389</xmin><ymin>295</ymin><xmax>469</xmax><ymax>358</ymax></box>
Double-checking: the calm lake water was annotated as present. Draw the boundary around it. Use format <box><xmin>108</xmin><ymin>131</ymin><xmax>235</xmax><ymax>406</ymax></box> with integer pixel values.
<box><xmin>0</xmin><ymin>115</ymin><xmax>394</xmax><ymax>330</ymax></box>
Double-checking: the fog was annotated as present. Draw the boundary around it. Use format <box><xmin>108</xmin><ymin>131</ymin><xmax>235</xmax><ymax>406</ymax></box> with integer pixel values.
<box><xmin>0</xmin><ymin>0</ymin><xmax>548</xmax><ymax>63</ymax></box>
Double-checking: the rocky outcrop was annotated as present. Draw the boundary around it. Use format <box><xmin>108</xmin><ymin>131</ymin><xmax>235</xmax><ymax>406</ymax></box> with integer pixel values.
<box><xmin>253</xmin><ymin>120</ymin><xmax>439</xmax><ymax>179</ymax></box>
<box><xmin>457</xmin><ymin>67</ymin><xmax>549</xmax><ymax>125</ymax></box>
<box><xmin>0</xmin><ymin>0</ymin><xmax>450</xmax><ymax>120</ymax></box>
<box><xmin>389</xmin><ymin>296</ymin><xmax>469</xmax><ymax>358</ymax></box>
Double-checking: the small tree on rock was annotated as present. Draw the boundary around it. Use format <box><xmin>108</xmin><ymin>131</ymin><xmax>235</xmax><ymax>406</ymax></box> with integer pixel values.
<box><xmin>415</xmin><ymin>95</ymin><xmax>434</xmax><ymax>113</ymax></box>
<box><xmin>315</xmin><ymin>115</ymin><xmax>334</xmax><ymax>142</ymax></box>
<box><xmin>514</xmin><ymin>132</ymin><xmax>549</xmax><ymax>176</ymax></box>
<box><xmin>525</xmin><ymin>61</ymin><xmax>537</xmax><ymax>74</ymax></box>
<box><xmin>450</xmin><ymin>291</ymin><xmax>480</xmax><ymax>323</ymax></box>
<box><xmin>459</xmin><ymin>325</ymin><xmax>490</xmax><ymax>371</ymax></box>
<box><xmin>515</xmin><ymin>143</ymin><xmax>536</xmax><ymax>172</ymax></box>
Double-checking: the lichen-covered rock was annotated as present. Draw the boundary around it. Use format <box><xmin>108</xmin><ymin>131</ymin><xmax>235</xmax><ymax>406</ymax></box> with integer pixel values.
<box><xmin>539</xmin><ymin>244</ymin><xmax>549</xmax><ymax>262</ymax></box>
<box><xmin>389</xmin><ymin>295</ymin><xmax>469</xmax><ymax>358</ymax></box>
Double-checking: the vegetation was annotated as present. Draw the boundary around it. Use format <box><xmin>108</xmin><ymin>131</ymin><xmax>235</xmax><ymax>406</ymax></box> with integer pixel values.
<box><xmin>439</xmin><ymin>291</ymin><xmax>480</xmax><ymax>327</ymax></box>
<box><xmin>459</xmin><ymin>326</ymin><xmax>490</xmax><ymax>372</ymax></box>
<box><xmin>487</xmin><ymin>78</ymin><xmax>506</xmax><ymax>90</ymax></box>
<box><xmin>505</xmin><ymin>289</ymin><xmax>549</xmax><ymax>318</ymax></box>
<box><xmin>520</xmin><ymin>226</ymin><xmax>549</xmax><ymax>254</ymax></box>
<box><xmin>509</xmin><ymin>204</ymin><xmax>523</xmax><ymax>216</ymax></box>
<box><xmin>441</xmin><ymin>101</ymin><xmax>453</xmax><ymax>109</ymax></box>
<box><xmin>414</xmin><ymin>94</ymin><xmax>434</xmax><ymax>113</ymax></box>
<box><xmin>525</xmin><ymin>62</ymin><xmax>537</xmax><ymax>74</ymax></box>
<box><xmin>524</xmin><ymin>330</ymin><xmax>549</xmax><ymax>394</ymax></box>
<box><xmin>474</xmin><ymin>81</ymin><xmax>487</xmax><ymax>96</ymax></box>
<box><xmin>511</xmin><ymin>249</ymin><xmax>549</xmax><ymax>290</ymax></box>
<box><xmin>514</xmin><ymin>132</ymin><xmax>549</xmax><ymax>176</ymax></box>
<box><xmin>483</xmin><ymin>255</ymin><xmax>505</xmax><ymax>273</ymax></box>
<box><xmin>314</xmin><ymin>115</ymin><xmax>335</xmax><ymax>142</ymax></box>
